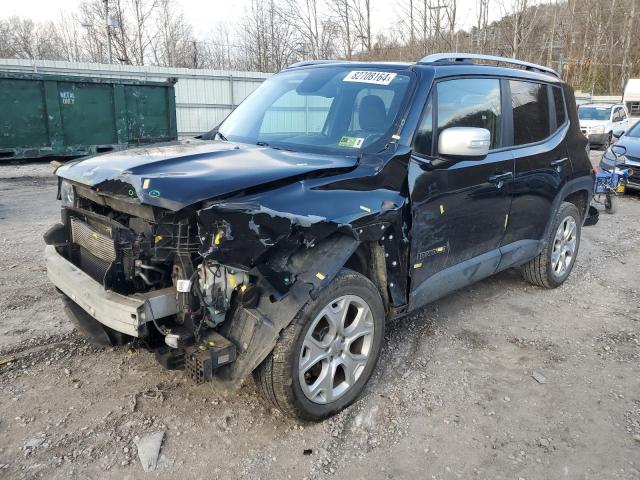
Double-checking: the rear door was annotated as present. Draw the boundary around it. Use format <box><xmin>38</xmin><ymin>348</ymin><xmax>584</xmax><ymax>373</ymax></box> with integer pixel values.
<box><xmin>408</xmin><ymin>77</ymin><xmax>514</xmax><ymax>309</ymax></box>
<box><xmin>500</xmin><ymin>81</ymin><xmax>570</xmax><ymax>251</ymax></box>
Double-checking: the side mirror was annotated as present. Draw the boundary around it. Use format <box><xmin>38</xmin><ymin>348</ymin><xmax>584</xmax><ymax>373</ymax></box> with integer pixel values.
<box><xmin>613</xmin><ymin>130</ymin><xmax>625</xmax><ymax>139</ymax></box>
<box><xmin>438</xmin><ymin>127</ymin><xmax>490</xmax><ymax>159</ymax></box>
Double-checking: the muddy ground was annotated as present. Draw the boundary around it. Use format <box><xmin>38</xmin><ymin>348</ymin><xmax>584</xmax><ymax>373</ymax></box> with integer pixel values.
<box><xmin>0</xmin><ymin>154</ymin><xmax>639</xmax><ymax>479</ymax></box>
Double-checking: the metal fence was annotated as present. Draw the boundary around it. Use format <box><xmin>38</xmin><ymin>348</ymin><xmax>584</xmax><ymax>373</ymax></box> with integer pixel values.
<box><xmin>0</xmin><ymin>59</ymin><xmax>270</xmax><ymax>138</ymax></box>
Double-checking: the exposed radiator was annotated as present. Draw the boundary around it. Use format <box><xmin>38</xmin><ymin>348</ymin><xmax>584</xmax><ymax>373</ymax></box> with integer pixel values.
<box><xmin>70</xmin><ymin>217</ymin><xmax>117</xmax><ymax>263</ymax></box>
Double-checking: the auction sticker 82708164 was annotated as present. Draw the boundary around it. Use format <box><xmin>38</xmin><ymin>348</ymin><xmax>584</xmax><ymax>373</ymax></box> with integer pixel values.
<box><xmin>343</xmin><ymin>71</ymin><xmax>397</xmax><ymax>85</ymax></box>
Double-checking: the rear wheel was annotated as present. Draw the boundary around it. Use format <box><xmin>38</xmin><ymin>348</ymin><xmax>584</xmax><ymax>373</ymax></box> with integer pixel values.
<box><xmin>521</xmin><ymin>202</ymin><xmax>581</xmax><ymax>289</ymax></box>
<box><xmin>254</xmin><ymin>269</ymin><xmax>385</xmax><ymax>421</ymax></box>
<box><xmin>601</xmin><ymin>132</ymin><xmax>612</xmax><ymax>150</ymax></box>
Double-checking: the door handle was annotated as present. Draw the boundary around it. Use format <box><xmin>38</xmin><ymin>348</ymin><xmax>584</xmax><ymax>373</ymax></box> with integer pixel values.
<box><xmin>551</xmin><ymin>158</ymin><xmax>568</xmax><ymax>171</ymax></box>
<box><xmin>488</xmin><ymin>171</ymin><xmax>513</xmax><ymax>189</ymax></box>
<box><xmin>488</xmin><ymin>172</ymin><xmax>513</xmax><ymax>182</ymax></box>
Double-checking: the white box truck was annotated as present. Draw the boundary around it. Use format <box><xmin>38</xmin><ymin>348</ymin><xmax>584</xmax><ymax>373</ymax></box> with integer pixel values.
<box><xmin>623</xmin><ymin>79</ymin><xmax>640</xmax><ymax>125</ymax></box>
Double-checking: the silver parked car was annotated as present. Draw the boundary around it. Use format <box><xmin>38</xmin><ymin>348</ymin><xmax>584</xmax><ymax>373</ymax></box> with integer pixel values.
<box><xmin>579</xmin><ymin>103</ymin><xmax>631</xmax><ymax>148</ymax></box>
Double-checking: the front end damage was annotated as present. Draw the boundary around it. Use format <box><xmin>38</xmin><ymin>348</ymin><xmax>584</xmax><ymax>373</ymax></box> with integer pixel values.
<box><xmin>45</xmin><ymin>147</ymin><xmax>412</xmax><ymax>390</ymax></box>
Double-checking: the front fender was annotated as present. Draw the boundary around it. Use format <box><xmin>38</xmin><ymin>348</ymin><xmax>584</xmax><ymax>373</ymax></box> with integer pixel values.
<box><xmin>214</xmin><ymin>234</ymin><xmax>359</xmax><ymax>390</ymax></box>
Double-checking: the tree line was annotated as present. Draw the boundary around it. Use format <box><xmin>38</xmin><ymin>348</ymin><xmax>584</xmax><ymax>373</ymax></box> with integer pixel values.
<box><xmin>0</xmin><ymin>0</ymin><xmax>637</xmax><ymax>94</ymax></box>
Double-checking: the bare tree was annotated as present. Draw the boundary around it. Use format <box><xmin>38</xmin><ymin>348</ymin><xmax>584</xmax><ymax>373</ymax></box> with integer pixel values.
<box><xmin>128</xmin><ymin>0</ymin><xmax>159</xmax><ymax>65</ymax></box>
<box><xmin>239</xmin><ymin>0</ymin><xmax>298</xmax><ymax>72</ymax></box>
<box><xmin>352</xmin><ymin>0</ymin><xmax>372</xmax><ymax>57</ymax></box>
<box><xmin>151</xmin><ymin>0</ymin><xmax>192</xmax><ymax>67</ymax></box>
<box><xmin>329</xmin><ymin>0</ymin><xmax>354</xmax><ymax>59</ymax></box>
<box><xmin>0</xmin><ymin>0</ymin><xmax>638</xmax><ymax>94</ymax></box>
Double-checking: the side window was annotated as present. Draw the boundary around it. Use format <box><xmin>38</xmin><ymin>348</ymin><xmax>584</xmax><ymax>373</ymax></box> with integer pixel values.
<box><xmin>552</xmin><ymin>87</ymin><xmax>566</xmax><ymax>128</ymax></box>
<box><xmin>621</xmin><ymin>108</ymin><xmax>628</xmax><ymax>121</ymax></box>
<box><xmin>510</xmin><ymin>80</ymin><xmax>550</xmax><ymax>145</ymax></box>
<box><xmin>413</xmin><ymin>97</ymin><xmax>433</xmax><ymax>156</ymax></box>
<box><xmin>436</xmin><ymin>78</ymin><xmax>502</xmax><ymax>149</ymax></box>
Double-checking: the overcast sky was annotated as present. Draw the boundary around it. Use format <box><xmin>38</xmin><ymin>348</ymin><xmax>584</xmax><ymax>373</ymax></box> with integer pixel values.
<box><xmin>3</xmin><ymin>0</ymin><xmax>512</xmax><ymax>38</ymax></box>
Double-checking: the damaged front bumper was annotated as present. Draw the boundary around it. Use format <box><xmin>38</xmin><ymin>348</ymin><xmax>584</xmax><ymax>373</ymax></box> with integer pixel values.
<box><xmin>45</xmin><ymin>245</ymin><xmax>178</xmax><ymax>338</ymax></box>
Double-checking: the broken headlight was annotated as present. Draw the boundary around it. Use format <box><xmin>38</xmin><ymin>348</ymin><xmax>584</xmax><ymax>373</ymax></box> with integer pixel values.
<box><xmin>60</xmin><ymin>180</ymin><xmax>76</xmax><ymax>207</ymax></box>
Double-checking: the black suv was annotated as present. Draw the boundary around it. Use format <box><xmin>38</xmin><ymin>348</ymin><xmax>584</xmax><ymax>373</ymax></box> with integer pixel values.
<box><xmin>45</xmin><ymin>53</ymin><xmax>597</xmax><ymax>420</ymax></box>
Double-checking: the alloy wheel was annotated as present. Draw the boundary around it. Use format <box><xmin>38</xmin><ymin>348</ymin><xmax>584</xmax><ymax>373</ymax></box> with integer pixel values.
<box><xmin>298</xmin><ymin>295</ymin><xmax>375</xmax><ymax>404</ymax></box>
<box><xmin>551</xmin><ymin>215</ymin><xmax>577</xmax><ymax>277</ymax></box>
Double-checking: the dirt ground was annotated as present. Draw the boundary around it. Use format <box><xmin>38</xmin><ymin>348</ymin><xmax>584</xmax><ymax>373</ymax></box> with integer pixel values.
<box><xmin>0</xmin><ymin>153</ymin><xmax>639</xmax><ymax>479</ymax></box>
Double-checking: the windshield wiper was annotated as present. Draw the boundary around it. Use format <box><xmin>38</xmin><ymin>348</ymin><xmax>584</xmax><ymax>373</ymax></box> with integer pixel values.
<box><xmin>215</xmin><ymin>131</ymin><xmax>228</xmax><ymax>141</ymax></box>
<box><xmin>256</xmin><ymin>141</ymin><xmax>298</xmax><ymax>152</ymax></box>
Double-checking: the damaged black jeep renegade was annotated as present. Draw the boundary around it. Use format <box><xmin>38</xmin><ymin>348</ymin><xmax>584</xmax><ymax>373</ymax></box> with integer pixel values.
<box><xmin>45</xmin><ymin>54</ymin><xmax>598</xmax><ymax>420</ymax></box>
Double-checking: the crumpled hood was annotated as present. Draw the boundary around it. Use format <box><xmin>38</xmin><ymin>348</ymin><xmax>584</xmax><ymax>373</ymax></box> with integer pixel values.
<box><xmin>56</xmin><ymin>139</ymin><xmax>358</xmax><ymax>211</ymax></box>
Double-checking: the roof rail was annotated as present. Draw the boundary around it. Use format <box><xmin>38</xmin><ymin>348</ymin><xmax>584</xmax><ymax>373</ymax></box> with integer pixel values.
<box><xmin>286</xmin><ymin>59</ymin><xmax>347</xmax><ymax>69</ymax></box>
<box><xmin>418</xmin><ymin>53</ymin><xmax>560</xmax><ymax>78</ymax></box>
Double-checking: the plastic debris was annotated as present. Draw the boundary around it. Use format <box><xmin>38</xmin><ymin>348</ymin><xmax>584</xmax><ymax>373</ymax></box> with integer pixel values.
<box><xmin>135</xmin><ymin>431</ymin><xmax>165</xmax><ymax>472</ymax></box>
<box><xmin>531</xmin><ymin>371</ymin><xmax>547</xmax><ymax>384</ymax></box>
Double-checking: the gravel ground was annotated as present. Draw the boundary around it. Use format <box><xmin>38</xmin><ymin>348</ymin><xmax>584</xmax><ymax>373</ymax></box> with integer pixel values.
<box><xmin>0</xmin><ymin>153</ymin><xmax>639</xmax><ymax>479</ymax></box>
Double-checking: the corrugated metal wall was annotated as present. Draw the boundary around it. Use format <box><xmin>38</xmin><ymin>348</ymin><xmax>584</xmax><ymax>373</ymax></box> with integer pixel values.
<box><xmin>0</xmin><ymin>59</ymin><xmax>269</xmax><ymax>138</ymax></box>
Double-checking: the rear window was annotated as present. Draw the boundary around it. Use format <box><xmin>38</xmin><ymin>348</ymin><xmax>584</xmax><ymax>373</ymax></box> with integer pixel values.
<box><xmin>510</xmin><ymin>80</ymin><xmax>550</xmax><ymax>145</ymax></box>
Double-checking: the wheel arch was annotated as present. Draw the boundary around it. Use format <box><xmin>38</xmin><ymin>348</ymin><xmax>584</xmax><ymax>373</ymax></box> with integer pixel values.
<box><xmin>544</xmin><ymin>176</ymin><xmax>593</xmax><ymax>242</ymax></box>
<box><xmin>216</xmin><ymin>234</ymin><xmax>364</xmax><ymax>389</ymax></box>
<box><xmin>563</xmin><ymin>189</ymin><xmax>589</xmax><ymax>222</ymax></box>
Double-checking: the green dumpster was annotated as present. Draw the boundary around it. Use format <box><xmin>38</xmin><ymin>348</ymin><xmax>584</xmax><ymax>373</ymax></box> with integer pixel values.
<box><xmin>0</xmin><ymin>72</ymin><xmax>177</xmax><ymax>160</ymax></box>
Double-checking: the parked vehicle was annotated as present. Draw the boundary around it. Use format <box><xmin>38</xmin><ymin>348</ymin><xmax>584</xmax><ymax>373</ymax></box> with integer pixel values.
<box><xmin>578</xmin><ymin>103</ymin><xmax>630</xmax><ymax>149</ymax></box>
<box><xmin>600</xmin><ymin>122</ymin><xmax>640</xmax><ymax>191</ymax></box>
<box><xmin>45</xmin><ymin>53</ymin><xmax>597</xmax><ymax>421</ymax></box>
<box><xmin>623</xmin><ymin>79</ymin><xmax>640</xmax><ymax>122</ymax></box>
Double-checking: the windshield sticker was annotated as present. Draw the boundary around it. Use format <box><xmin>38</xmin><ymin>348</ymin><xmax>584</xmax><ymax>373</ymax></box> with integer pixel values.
<box><xmin>343</xmin><ymin>71</ymin><xmax>397</xmax><ymax>85</ymax></box>
<box><xmin>338</xmin><ymin>136</ymin><xmax>364</xmax><ymax>148</ymax></box>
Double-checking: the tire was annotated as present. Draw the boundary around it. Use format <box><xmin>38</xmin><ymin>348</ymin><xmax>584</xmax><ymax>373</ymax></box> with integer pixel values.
<box><xmin>521</xmin><ymin>202</ymin><xmax>581</xmax><ymax>289</ymax></box>
<box><xmin>253</xmin><ymin>268</ymin><xmax>385</xmax><ymax>421</ymax></box>
<box><xmin>604</xmin><ymin>193</ymin><xmax>616</xmax><ymax>214</ymax></box>
<box><xmin>601</xmin><ymin>133</ymin><xmax>612</xmax><ymax>150</ymax></box>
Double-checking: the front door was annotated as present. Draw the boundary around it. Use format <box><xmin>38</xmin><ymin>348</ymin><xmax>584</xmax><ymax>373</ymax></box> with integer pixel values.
<box><xmin>408</xmin><ymin>78</ymin><xmax>514</xmax><ymax>311</ymax></box>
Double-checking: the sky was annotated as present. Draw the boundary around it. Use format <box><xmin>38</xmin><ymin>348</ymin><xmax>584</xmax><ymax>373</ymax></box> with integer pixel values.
<box><xmin>2</xmin><ymin>0</ymin><xmax>509</xmax><ymax>38</ymax></box>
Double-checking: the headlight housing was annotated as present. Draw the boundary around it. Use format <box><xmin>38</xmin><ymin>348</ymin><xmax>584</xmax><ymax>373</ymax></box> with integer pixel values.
<box><xmin>592</xmin><ymin>125</ymin><xmax>605</xmax><ymax>134</ymax></box>
<box><xmin>603</xmin><ymin>147</ymin><xmax>626</xmax><ymax>165</ymax></box>
<box><xmin>60</xmin><ymin>180</ymin><xmax>76</xmax><ymax>207</ymax></box>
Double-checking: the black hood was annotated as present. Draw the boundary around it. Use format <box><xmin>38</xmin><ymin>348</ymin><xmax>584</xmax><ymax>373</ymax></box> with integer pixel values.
<box><xmin>56</xmin><ymin>139</ymin><xmax>358</xmax><ymax>211</ymax></box>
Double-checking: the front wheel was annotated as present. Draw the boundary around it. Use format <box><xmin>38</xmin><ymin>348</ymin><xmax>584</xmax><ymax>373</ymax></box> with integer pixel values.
<box><xmin>604</xmin><ymin>192</ymin><xmax>616</xmax><ymax>214</ymax></box>
<box><xmin>521</xmin><ymin>202</ymin><xmax>581</xmax><ymax>289</ymax></box>
<box><xmin>254</xmin><ymin>268</ymin><xmax>385</xmax><ymax>420</ymax></box>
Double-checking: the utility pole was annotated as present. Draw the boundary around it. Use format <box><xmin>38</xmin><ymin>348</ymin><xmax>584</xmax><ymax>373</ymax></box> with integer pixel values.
<box><xmin>192</xmin><ymin>40</ymin><xmax>198</xmax><ymax>68</ymax></box>
<box><xmin>104</xmin><ymin>0</ymin><xmax>113</xmax><ymax>63</ymax></box>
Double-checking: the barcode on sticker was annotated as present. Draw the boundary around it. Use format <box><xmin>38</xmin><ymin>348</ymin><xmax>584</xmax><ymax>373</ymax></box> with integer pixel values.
<box><xmin>344</xmin><ymin>71</ymin><xmax>397</xmax><ymax>85</ymax></box>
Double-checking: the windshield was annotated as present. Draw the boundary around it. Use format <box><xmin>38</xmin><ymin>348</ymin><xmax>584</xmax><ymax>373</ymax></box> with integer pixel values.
<box><xmin>627</xmin><ymin>121</ymin><xmax>640</xmax><ymax>137</ymax></box>
<box><xmin>216</xmin><ymin>66</ymin><xmax>413</xmax><ymax>154</ymax></box>
<box><xmin>578</xmin><ymin>106</ymin><xmax>611</xmax><ymax>121</ymax></box>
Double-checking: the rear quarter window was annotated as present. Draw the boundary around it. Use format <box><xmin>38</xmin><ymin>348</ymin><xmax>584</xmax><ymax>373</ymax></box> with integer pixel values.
<box><xmin>553</xmin><ymin>87</ymin><xmax>566</xmax><ymax>127</ymax></box>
